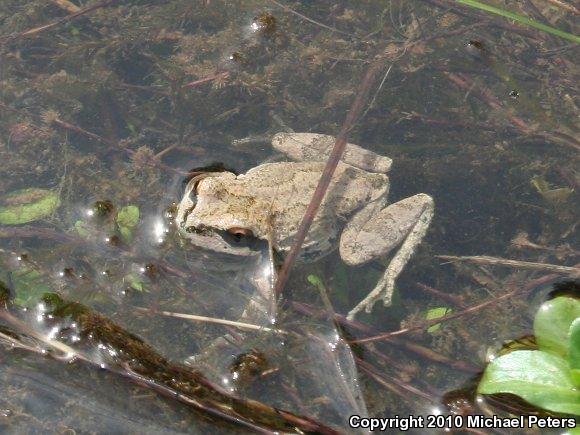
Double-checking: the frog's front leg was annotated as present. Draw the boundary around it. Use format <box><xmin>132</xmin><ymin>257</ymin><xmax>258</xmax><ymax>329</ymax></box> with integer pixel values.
<box><xmin>339</xmin><ymin>193</ymin><xmax>434</xmax><ymax>320</ymax></box>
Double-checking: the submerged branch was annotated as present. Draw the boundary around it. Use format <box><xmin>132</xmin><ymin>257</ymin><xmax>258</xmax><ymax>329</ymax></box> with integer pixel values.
<box><xmin>274</xmin><ymin>52</ymin><xmax>391</xmax><ymax>300</ymax></box>
<box><xmin>7</xmin><ymin>0</ymin><xmax>118</xmax><ymax>42</ymax></box>
<box><xmin>351</xmin><ymin>271</ymin><xmax>562</xmax><ymax>344</ymax></box>
<box><xmin>0</xmin><ymin>294</ymin><xmax>339</xmax><ymax>434</ymax></box>
<box><xmin>438</xmin><ymin>255</ymin><xmax>580</xmax><ymax>275</ymax></box>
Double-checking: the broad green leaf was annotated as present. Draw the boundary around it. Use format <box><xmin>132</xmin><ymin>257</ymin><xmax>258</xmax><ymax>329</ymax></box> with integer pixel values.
<box><xmin>478</xmin><ymin>350</ymin><xmax>580</xmax><ymax>415</ymax></box>
<box><xmin>0</xmin><ymin>188</ymin><xmax>60</xmax><ymax>225</ymax></box>
<box><xmin>534</xmin><ymin>297</ymin><xmax>580</xmax><ymax>357</ymax></box>
<box><xmin>425</xmin><ymin>307</ymin><xmax>452</xmax><ymax>333</ymax></box>
<box><xmin>564</xmin><ymin>426</ymin><xmax>580</xmax><ymax>435</ymax></box>
<box><xmin>116</xmin><ymin>205</ymin><xmax>140</xmax><ymax>243</ymax></box>
<box><xmin>569</xmin><ymin>319</ymin><xmax>580</xmax><ymax>387</ymax></box>
<box><xmin>8</xmin><ymin>269</ymin><xmax>52</xmax><ymax>308</ymax></box>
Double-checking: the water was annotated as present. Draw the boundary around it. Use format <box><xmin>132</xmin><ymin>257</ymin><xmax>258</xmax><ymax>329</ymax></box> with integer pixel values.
<box><xmin>0</xmin><ymin>0</ymin><xmax>578</xmax><ymax>433</ymax></box>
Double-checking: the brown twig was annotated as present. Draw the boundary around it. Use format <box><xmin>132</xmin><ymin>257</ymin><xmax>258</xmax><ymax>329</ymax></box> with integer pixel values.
<box><xmin>351</xmin><ymin>272</ymin><xmax>561</xmax><ymax>344</ymax></box>
<box><xmin>274</xmin><ymin>52</ymin><xmax>391</xmax><ymax>299</ymax></box>
<box><xmin>267</xmin><ymin>0</ymin><xmax>358</xmax><ymax>39</ymax></box>
<box><xmin>416</xmin><ymin>282</ymin><xmax>467</xmax><ymax>308</ymax></box>
<box><xmin>7</xmin><ymin>0</ymin><xmax>118</xmax><ymax>42</ymax></box>
<box><xmin>183</xmin><ymin>71</ymin><xmax>229</xmax><ymax>89</ymax></box>
<box><xmin>445</xmin><ymin>72</ymin><xmax>580</xmax><ymax>152</ymax></box>
<box><xmin>438</xmin><ymin>255</ymin><xmax>580</xmax><ymax>275</ymax></box>
<box><xmin>50</xmin><ymin>117</ymin><xmax>188</xmax><ymax>175</ymax></box>
<box><xmin>356</xmin><ymin>357</ymin><xmax>436</xmax><ymax>403</ymax></box>
<box><xmin>445</xmin><ymin>72</ymin><xmax>531</xmax><ymax>132</ymax></box>
<box><xmin>291</xmin><ymin>301</ymin><xmax>479</xmax><ymax>373</ymax></box>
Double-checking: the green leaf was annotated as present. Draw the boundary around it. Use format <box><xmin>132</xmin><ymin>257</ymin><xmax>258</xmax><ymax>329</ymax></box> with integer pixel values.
<box><xmin>117</xmin><ymin>205</ymin><xmax>140</xmax><ymax>228</ymax></box>
<box><xmin>126</xmin><ymin>274</ymin><xmax>144</xmax><ymax>292</ymax></box>
<box><xmin>478</xmin><ymin>350</ymin><xmax>580</xmax><ymax>416</ymax></box>
<box><xmin>0</xmin><ymin>188</ymin><xmax>60</xmax><ymax>225</ymax></box>
<box><xmin>116</xmin><ymin>205</ymin><xmax>140</xmax><ymax>243</ymax></box>
<box><xmin>569</xmin><ymin>319</ymin><xmax>580</xmax><ymax>387</ymax></box>
<box><xmin>534</xmin><ymin>296</ymin><xmax>580</xmax><ymax>357</ymax></box>
<box><xmin>564</xmin><ymin>426</ymin><xmax>580</xmax><ymax>435</ymax></box>
<box><xmin>9</xmin><ymin>269</ymin><xmax>52</xmax><ymax>308</ymax></box>
<box><xmin>425</xmin><ymin>307</ymin><xmax>452</xmax><ymax>333</ymax></box>
<box><xmin>307</xmin><ymin>274</ymin><xmax>324</xmax><ymax>289</ymax></box>
<box><xmin>455</xmin><ymin>0</ymin><xmax>580</xmax><ymax>43</ymax></box>
<box><xmin>74</xmin><ymin>220</ymin><xmax>89</xmax><ymax>237</ymax></box>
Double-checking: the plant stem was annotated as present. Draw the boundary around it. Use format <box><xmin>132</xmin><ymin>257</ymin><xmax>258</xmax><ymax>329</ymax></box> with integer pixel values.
<box><xmin>455</xmin><ymin>0</ymin><xmax>580</xmax><ymax>43</ymax></box>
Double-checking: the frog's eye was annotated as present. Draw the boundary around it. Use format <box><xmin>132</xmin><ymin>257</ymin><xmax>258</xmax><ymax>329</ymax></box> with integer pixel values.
<box><xmin>222</xmin><ymin>227</ymin><xmax>258</xmax><ymax>249</ymax></box>
<box><xmin>227</xmin><ymin>227</ymin><xmax>254</xmax><ymax>241</ymax></box>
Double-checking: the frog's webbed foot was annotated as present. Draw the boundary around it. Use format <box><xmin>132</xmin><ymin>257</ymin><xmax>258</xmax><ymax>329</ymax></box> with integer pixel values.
<box><xmin>340</xmin><ymin>193</ymin><xmax>434</xmax><ymax>320</ymax></box>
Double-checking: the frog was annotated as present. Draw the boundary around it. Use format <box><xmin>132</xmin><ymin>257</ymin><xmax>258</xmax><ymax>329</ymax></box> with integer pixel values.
<box><xmin>176</xmin><ymin>133</ymin><xmax>434</xmax><ymax>320</ymax></box>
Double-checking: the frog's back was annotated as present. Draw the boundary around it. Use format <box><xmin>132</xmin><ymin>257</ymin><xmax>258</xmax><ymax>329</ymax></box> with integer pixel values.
<box><xmin>240</xmin><ymin>161</ymin><xmax>389</xmax><ymax>256</ymax></box>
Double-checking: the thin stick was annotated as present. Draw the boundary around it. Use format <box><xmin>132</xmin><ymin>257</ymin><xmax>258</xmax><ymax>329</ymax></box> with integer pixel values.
<box><xmin>10</xmin><ymin>0</ymin><xmax>118</xmax><ymax>41</ymax></box>
<box><xmin>267</xmin><ymin>0</ymin><xmax>358</xmax><ymax>38</ymax></box>
<box><xmin>438</xmin><ymin>255</ymin><xmax>580</xmax><ymax>275</ymax></box>
<box><xmin>356</xmin><ymin>357</ymin><xmax>436</xmax><ymax>403</ymax></box>
<box><xmin>274</xmin><ymin>54</ymin><xmax>390</xmax><ymax>299</ymax></box>
<box><xmin>134</xmin><ymin>307</ymin><xmax>286</xmax><ymax>334</ymax></box>
<box><xmin>183</xmin><ymin>71</ymin><xmax>229</xmax><ymax>89</ymax></box>
<box><xmin>291</xmin><ymin>301</ymin><xmax>479</xmax><ymax>373</ymax></box>
<box><xmin>351</xmin><ymin>272</ymin><xmax>560</xmax><ymax>344</ymax></box>
<box><xmin>416</xmin><ymin>282</ymin><xmax>466</xmax><ymax>308</ymax></box>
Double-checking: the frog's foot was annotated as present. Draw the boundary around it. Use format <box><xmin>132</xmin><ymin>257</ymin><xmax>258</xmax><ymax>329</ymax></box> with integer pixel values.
<box><xmin>340</xmin><ymin>193</ymin><xmax>434</xmax><ymax>320</ymax></box>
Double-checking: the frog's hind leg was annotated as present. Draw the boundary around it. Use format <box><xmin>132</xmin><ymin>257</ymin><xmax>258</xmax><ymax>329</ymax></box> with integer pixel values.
<box><xmin>339</xmin><ymin>193</ymin><xmax>434</xmax><ymax>320</ymax></box>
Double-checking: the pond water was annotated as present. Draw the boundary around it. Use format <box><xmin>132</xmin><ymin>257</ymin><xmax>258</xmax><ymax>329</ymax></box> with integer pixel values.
<box><xmin>0</xmin><ymin>0</ymin><xmax>578</xmax><ymax>433</ymax></box>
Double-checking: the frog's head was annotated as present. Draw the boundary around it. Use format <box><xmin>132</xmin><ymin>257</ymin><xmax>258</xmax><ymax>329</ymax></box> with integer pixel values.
<box><xmin>176</xmin><ymin>170</ymin><xmax>267</xmax><ymax>257</ymax></box>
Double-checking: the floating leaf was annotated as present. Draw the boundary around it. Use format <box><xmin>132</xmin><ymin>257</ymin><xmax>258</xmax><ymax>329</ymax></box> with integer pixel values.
<box><xmin>74</xmin><ymin>220</ymin><xmax>89</xmax><ymax>237</ymax></box>
<box><xmin>8</xmin><ymin>269</ymin><xmax>52</xmax><ymax>308</ymax></box>
<box><xmin>0</xmin><ymin>188</ymin><xmax>60</xmax><ymax>225</ymax></box>
<box><xmin>426</xmin><ymin>307</ymin><xmax>452</xmax><ymax>333</ymax></box>
<box><xmin>534</xmin><ymin>296</ymin><xmax>580</xmax><ymax>357</ymax></box>
<box><xmin>126</xmin><ymin>273</ymin><xmax>144</xmax><ymax>292</ymax></box>
<box><xmin>478</xmin><ymin>350</ymin><xmax>580</xmax><ymax>416</ymax></box>
<box><xmin>531</xmin><ymin>176</ymin><xmax>550</xmax><ymax>194</ymax></box>
<box><xmin>116</xmin><ymin>205</ymin><xmax>140</xmax><ymax>243</ymax></box>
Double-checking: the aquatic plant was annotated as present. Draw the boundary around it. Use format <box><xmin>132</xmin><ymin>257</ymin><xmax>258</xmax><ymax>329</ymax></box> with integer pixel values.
<box><xmin>456</xmin><ymin>0</ymin><xmax>580</xmax><ymax>43</ymax></box>
<box><xmin>478</xmin><ymin>296</ymin><xmax>580</xmax><ymax>416</ymax></box>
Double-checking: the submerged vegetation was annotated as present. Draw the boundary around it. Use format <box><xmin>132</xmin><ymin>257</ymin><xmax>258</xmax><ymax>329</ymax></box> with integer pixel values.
<box><xmin>0</xmin><ymin>0</ymin><xmax>578</xmax><ymax>432</ymax></box>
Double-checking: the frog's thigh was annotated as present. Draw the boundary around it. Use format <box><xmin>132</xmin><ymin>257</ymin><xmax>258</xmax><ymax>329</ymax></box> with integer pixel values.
<box><xmin>272</xmin><ymin>132</ymin><xmax>392</xmax><ymax>173</ymax></box>
<box><xmin>340</xmin><ymin>193</ymin><xmax>434</xmax><ymax>265</ymax></box>
<box><xmin>342</xmin><ymin>193</ymin><xmax>434</xmax><ymax>319</ymax></box>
